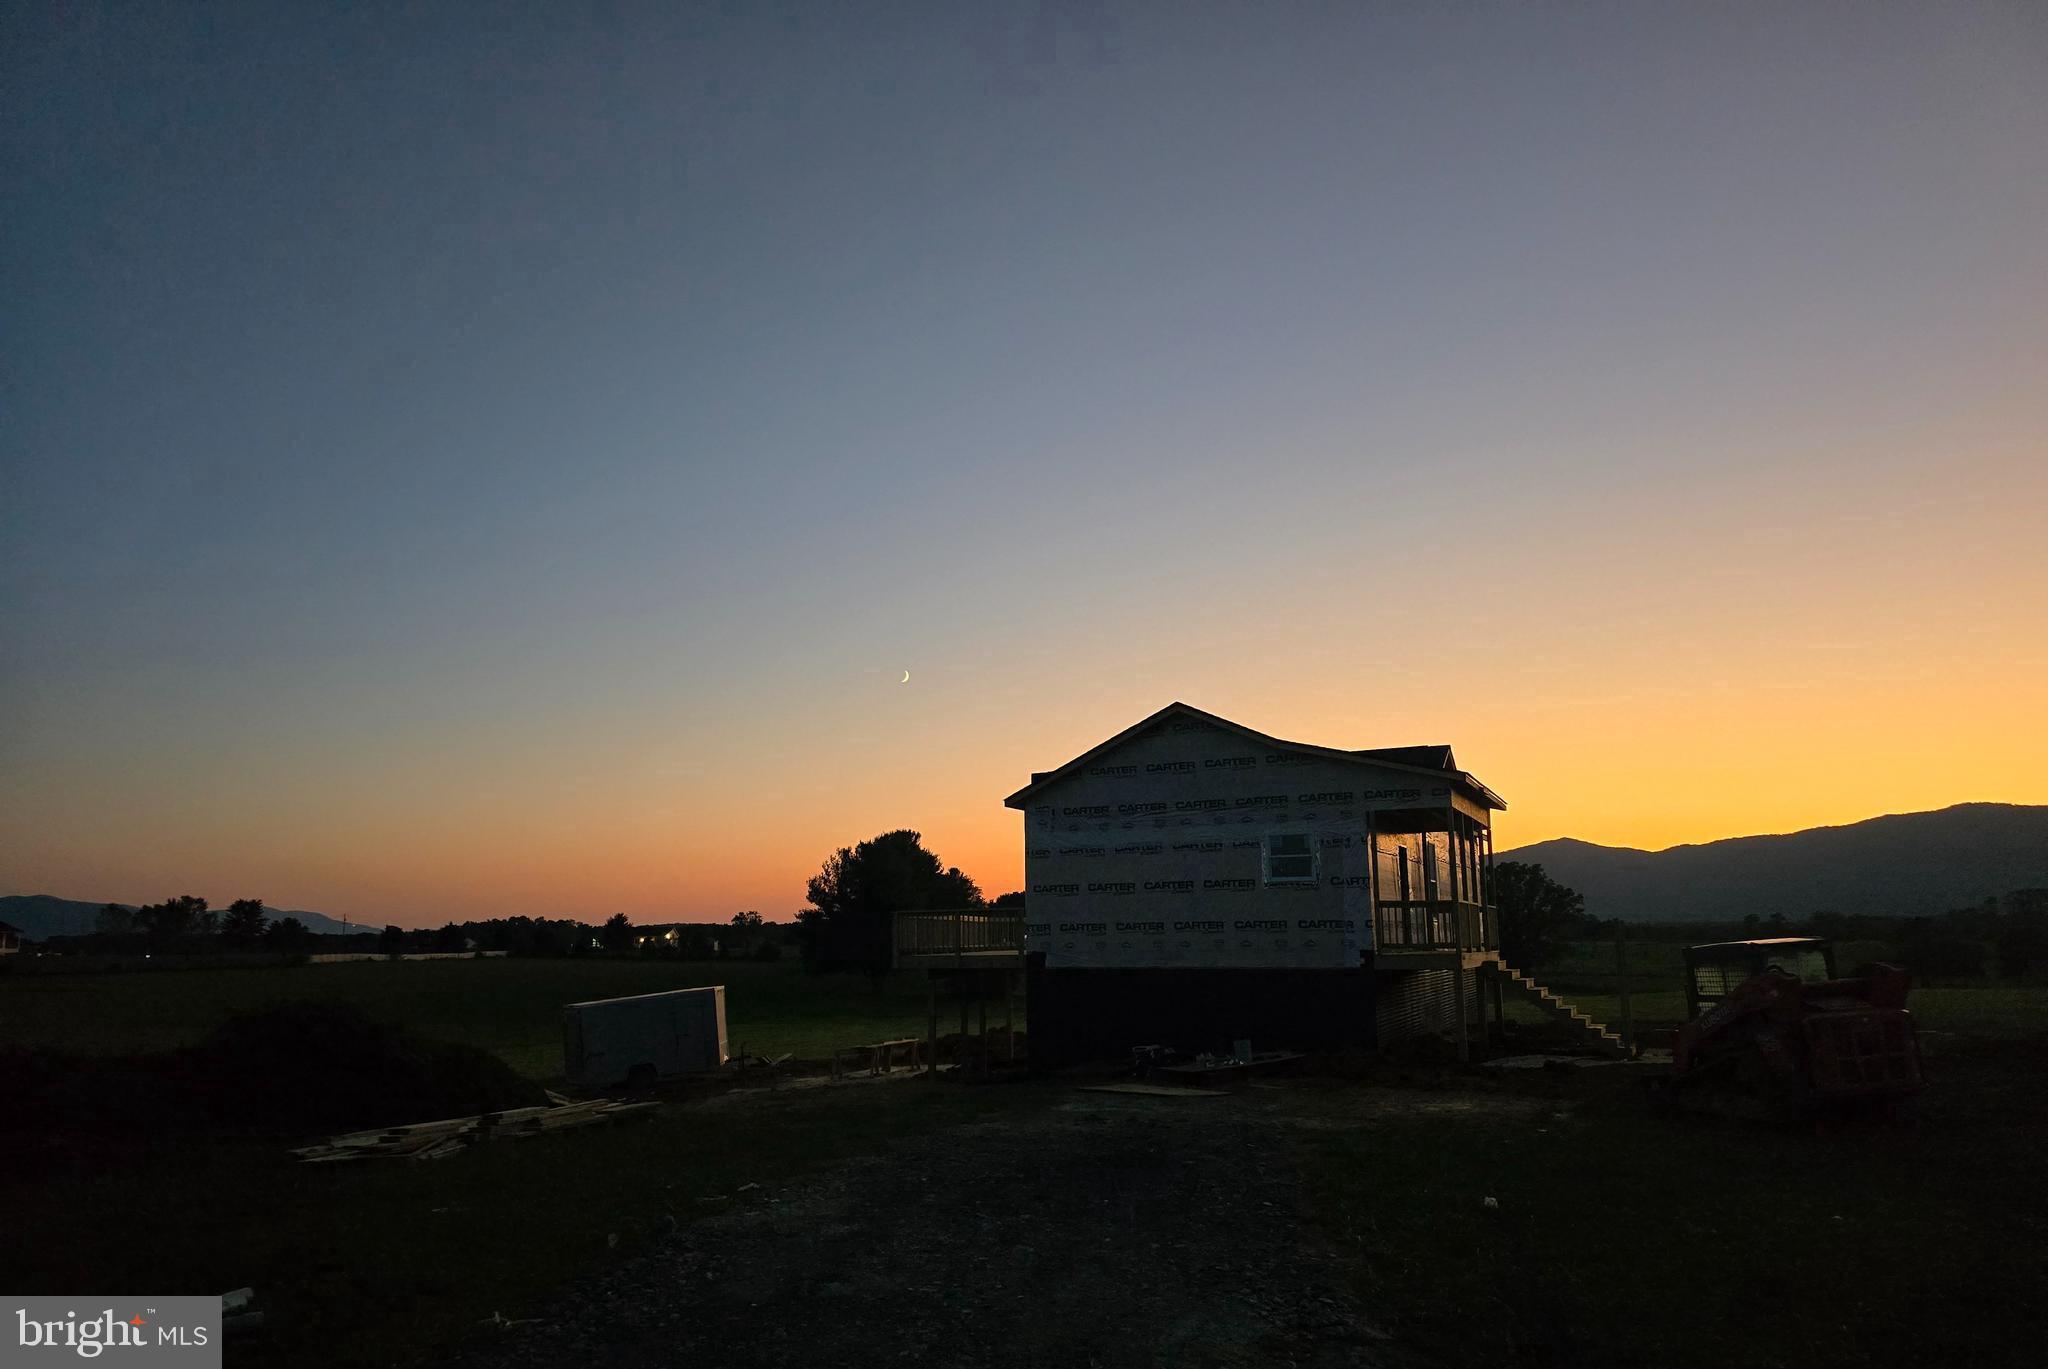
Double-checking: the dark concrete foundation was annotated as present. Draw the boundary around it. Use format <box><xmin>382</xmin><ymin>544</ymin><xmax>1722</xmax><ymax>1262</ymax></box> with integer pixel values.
<box><xmin>1024</xmin><ymin>956</ymin><xmax>1380</xmax><ymax>1068</ymax></box>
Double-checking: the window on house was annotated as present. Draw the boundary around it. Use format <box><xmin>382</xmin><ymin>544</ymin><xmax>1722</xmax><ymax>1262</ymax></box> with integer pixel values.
<box><xmin>1264</xmin><ymin>832</ymin><xmax>1316</xmax><ymax>883</ymax></box>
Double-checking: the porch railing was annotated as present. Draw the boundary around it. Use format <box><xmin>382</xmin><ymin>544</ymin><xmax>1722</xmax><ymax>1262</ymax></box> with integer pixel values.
<box><xmin>1373</xmin><ymin>900</ymin><xmax>1496</xmax><ymax>954</ymax></box>
<box><xmin>892</xmin><ymin>909</ymin><xmax>1026</xmax><ymax>968</ymax></box>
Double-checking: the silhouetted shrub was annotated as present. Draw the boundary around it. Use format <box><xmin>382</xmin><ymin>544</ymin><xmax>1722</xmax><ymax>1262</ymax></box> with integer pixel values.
<box><xmin>1995</xmin><ymin>924</ymin><xmax>2046</xmax><ymax>979</ymax></box>
<box><xmin>1895</xmin><ymin>935</ymin><xmax>1990</xmax><ymax>981</ymax></box>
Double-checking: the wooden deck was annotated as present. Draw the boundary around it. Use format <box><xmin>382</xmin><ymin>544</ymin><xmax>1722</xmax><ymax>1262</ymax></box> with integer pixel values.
<box><xmin>891</xmin><ymin>909</ymin><xmax>1026</xmax><ymax>971</ymax></box>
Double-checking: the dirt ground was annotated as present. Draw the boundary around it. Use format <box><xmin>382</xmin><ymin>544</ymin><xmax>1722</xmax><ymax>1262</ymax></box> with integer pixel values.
<box><xmin>457</xmin><ymin>1076</ymin><xmax>1547</xmax><ymax>1369</ymax></box>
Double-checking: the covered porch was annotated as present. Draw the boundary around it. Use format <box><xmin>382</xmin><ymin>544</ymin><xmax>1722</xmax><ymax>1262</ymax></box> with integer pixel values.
<box><xmin>1368</xmin><ymin>804</ymin><xmax>1498</xmax><ymax>968</ymax></box>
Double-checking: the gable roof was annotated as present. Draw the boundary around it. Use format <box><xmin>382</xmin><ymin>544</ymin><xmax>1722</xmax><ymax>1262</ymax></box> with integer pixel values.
<box><xmin>1003</xmin><ymin>702</ymin><xmax>1505</xmax><ymax>811</ymax></box>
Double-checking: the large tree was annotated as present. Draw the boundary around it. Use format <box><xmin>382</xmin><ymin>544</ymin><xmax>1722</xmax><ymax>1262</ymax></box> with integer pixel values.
<box><xmin>798</xmin><ymin>830</ymin><xmax>983</xmax><ymax>983</ymax></box>
<box><xmin>263</xmin><ymin>916</ymin><xmax>312</xmax><ymax>952</ymax></box>
<box><xmin>725</xmin><ymin>910</ymin><xmax>764</xmax><ymax>957</ymax></box>
<box><xmin>221</xmin><ymin>899</ymin><xmax>268</xmax><ymax>948</ymax></box>
<box><xmin>136</xmin><ymin>894</ymin><xmax>210</xmax><ymax>947</ymax></box>
<box><xmin>1491</xmin><ymin>861</ymin><xmax>1586</xmax><ymax>969</ymax></box>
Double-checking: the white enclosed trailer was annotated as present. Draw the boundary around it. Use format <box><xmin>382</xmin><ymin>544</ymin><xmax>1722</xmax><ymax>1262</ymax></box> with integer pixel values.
<box><xmin>562</xmin><ymin>986</ymin><xmax>728</xmax><ymax>1089</ymax></box>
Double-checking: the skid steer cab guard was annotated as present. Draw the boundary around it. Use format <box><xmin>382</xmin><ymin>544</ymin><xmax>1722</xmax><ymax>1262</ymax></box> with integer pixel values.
<box><xmin>1682</xmin><ymin>937</ymin><xmax>1835</xmax><ymax>1019</ymax></box>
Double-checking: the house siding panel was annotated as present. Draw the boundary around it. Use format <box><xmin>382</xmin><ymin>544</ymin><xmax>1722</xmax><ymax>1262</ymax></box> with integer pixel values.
<box><xmin>1023</xmin><ymin>716</ymin><xmax>1446</xmax><ymax>969</ymax></box>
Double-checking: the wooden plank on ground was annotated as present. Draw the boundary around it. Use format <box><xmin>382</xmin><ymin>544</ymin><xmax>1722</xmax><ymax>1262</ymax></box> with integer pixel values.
<box><xmin>294</xmin><ymin>1097</ymin><xmax>658</xmax><ymax>1163</ymax></box>
<box><xmin>1079</xmin><ymin>1083</ymin><xmax>1228</xmax><ymax>1098</ymax></box>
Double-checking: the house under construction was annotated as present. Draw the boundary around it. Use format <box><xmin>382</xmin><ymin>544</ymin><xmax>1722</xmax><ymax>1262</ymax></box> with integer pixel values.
<box><xmin>897</xmin><ymin>702</ymin><xmax>1623</xmax><ymax>1066</ymax></box>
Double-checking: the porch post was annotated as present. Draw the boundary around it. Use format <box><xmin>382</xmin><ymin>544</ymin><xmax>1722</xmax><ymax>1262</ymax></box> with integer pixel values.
<box><xmin>1445</xmin><ymin>806</ymin><xmax>1460</xmax><ymax>926</ymax></box>
<box><xmin>1005</xmin><ymin>973</ymin><xmax>1017</xmax><ymax>1062</ymax></box>
<box><xmin>1482</xmin><ymin>823</ymin><xmax>1496</xmax><ymax>951</ymax></box>
<box><xmin>1452</xmin><ymin>960</ymin><xmax>1471</xmax><ymax>1062</ymax></box>
<box><xmin>1447</xmin><ymin>803</ymin><xmax>1460</xmax><ymax>948</ymax></box>
<box><xmin>976</xmin><ymin>973</ymin><xmax>989</xmax><ymax>1077</ymax></box>
<box><xmin>958</xmin><ymin>972</ymin><xmax>971</xmax><ymax>1067</ymax></box>
<box><xmin>1615</xmin><ymin>924</ymin><xmax>1635</xmax><ymax>1057</ymax></box>
<box><xmin>1364</xmin><ymin>807</ymin><xmax>1379</xmax><ymax>952</ymax></box>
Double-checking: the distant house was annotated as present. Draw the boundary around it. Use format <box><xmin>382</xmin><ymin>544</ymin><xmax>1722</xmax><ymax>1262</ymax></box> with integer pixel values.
<box><xmin>1001</xmin><ymin>702</ymin><xmax>1510</xmax><ymax>1064</ymax></box>
<box><xmin>633</xmin><ymin>923</ymin><xmax>721</xmax><ymax>956</ymax></box>
<box><xmin>0</xmin><ymin>921</ymin><xmax>25</xmax><ymax>955</ymax></box>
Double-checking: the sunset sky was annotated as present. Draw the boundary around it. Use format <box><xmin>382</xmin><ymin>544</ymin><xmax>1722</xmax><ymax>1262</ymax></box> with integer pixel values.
<box><xmin>4</xmin><ymin>2</ymin><xmax>2045</xmax><ymax>926</ymax></box>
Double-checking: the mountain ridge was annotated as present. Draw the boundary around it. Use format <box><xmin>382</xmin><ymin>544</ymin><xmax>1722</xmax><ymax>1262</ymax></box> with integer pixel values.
<box><xmin>1498</xmin><ymin>802</ymin><xmax>2048</xmax><ymax>922</ymax></box>
<box><xmin>0</xmin><ymin>894</ymin><xmax>358</xmax><ymax>942</ymax></box>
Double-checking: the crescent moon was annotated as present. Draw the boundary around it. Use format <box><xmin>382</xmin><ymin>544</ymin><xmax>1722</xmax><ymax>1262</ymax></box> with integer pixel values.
<box><xmin>899</xmin><ymin>670</ymin><xmax>911</xmax><ymax>684</ymax></box>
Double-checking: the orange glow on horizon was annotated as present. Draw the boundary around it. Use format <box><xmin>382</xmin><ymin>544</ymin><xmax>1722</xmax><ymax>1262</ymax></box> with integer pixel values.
<box><xmin>8</xmin><ymin>650</ymin><xmax>2043</xmax><ymax>928</ymax></box>
<box><xmin>5</xmin><ymin>431</ymin><xmax>2043</xmax><ymax>927</ymax></box>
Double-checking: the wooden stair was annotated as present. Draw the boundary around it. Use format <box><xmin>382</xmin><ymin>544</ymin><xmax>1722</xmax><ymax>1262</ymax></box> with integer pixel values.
<box><xmin>1473</xmin><ymin>955</ymin><xmax>1630</xmax><ymax>1057</ymax></box>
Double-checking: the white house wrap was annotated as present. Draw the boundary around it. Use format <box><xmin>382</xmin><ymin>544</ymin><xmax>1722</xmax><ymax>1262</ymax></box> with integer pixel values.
<box><xmin>1007</xmin><ymin>702</ymin><xmax>1506</xmax><ymax>1063</ymax></box>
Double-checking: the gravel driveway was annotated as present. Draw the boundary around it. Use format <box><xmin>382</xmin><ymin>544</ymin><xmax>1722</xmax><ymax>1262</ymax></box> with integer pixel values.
<box><xmin>455</xmin><ymin>1078</ymin><xmax>1432</xmax><ymax>1369</ymax></box>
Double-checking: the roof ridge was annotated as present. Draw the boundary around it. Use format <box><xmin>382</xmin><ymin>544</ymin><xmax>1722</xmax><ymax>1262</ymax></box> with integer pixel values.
<box><xmin>1004</xmin><ymin>703</ymin><xmax>1501</xmax><ymax>810</ymax></box>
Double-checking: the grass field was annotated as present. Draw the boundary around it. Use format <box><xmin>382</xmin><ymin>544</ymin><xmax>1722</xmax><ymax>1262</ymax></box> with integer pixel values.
<box><xmin>1302</xmin><ymin>1034</ymin><xmax>2048</xmax><ymax>1368</ymax></box>
<box><xmin>0</xmin><ymin>958</ymin><xmax>995</xmax><ymax>1078</ymax></box>
<box><xmin>7</xmin><ymin>951</ymin><xmax>2047</xmax><ymax>1366</ymax></box>
<box><xmin>5</xmin><ymin>947</ymin><xmax>2038</xmax><ymax>1077</ymax></box>
<box><xmin>1510</xmin><ymin>985</ymin><xmax>2048</xmax><ymax>1040</ymax></box>
<box><xmin>1518</xmin><ymin>938</ymin><xmax>2047</xmax><ymax>1039</ymax></box>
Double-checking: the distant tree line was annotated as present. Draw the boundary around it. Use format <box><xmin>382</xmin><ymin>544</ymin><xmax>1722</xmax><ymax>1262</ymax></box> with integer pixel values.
<box><xmin>72</xmin><ymin>896</ymin><xmax>317</xmax><ymax>954</ymax></box>
<box><xmin>1491</xmin><ymin>861</ymin><xmax>2048</xmax><ymax>981</ymax></box>
<box><xmin>38</xmin><ymin>900</ymin><xmax>799</xmax><ymax>963</ymax></box>
<box><xmin>1793</xmin><ymin>890</ymin><xmax>2048</xmax><ymax>981</ymax></box>
<box><xmin>359</xmin><ymin>910</ymin><xmax>796</xmax><ymax>960</ymax></box>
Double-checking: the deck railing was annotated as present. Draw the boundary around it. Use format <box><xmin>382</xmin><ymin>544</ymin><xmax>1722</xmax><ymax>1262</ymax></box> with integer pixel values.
<box><xmin>1373</xmin><ymin>900</ymin><xmax>1497</xmax><ymax>954</ymax></box>
<box><xmin>892</xmin><ymin>909</ymin><xmax>1026</xmax><ymax>968</ymax></box>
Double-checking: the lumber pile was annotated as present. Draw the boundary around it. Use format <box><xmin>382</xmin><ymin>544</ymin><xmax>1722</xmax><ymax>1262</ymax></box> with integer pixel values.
<box><xmin>290</xmin><ymin>1097</ymin><xmax>660</xmax><ymax>1163</ymax></box>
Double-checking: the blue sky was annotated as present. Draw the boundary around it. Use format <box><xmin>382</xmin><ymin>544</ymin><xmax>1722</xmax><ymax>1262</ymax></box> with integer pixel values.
<box><xmin>5</xmin><ymin>2</ymin><xmax>2045</xmax><ymax>921</ymax></box>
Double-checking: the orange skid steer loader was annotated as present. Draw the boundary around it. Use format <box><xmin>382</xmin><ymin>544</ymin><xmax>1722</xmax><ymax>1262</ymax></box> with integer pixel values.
<box><xmin>1660</xmin><ymin>938</ymin><xmax>1923</xmax><ymax>1122</ymax></box>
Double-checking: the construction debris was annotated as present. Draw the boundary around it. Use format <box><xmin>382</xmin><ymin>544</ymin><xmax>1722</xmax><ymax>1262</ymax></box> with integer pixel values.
<box><xmin>221</xmin><ymin>1288</ymin><xmax>262</xmax><ymax>1335</ymax></box>
<box><xmin>831</xmin><ymin>1039</ymin><xmax>921</xmax><ymax>1079</ymax></box>
<box><xmin>1152</xmin><ymin>1050</ymin><xmax>1306</xmax><ymax>1087</ymax></box>
<box><xmin>1078</xmin><ymin>1083</ymin><xmax>1227</xmax><ymax>1098</ymax></box>
<box><xmin>290</xmin><ymin>1097</ymin><xmax>659</xmax><ymax>1163</ymax></box>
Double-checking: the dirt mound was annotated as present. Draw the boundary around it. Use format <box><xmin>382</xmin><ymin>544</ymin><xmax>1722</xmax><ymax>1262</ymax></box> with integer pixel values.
<box><xmin>187</xmin><ymin>1000</ymin><xmax>545</xmax><ymax>1133</ymax></box>
<box><xmin>2</xmin><ymin>1001</ymin><xmax>544</xmax><ymax>1139</ymax></box>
